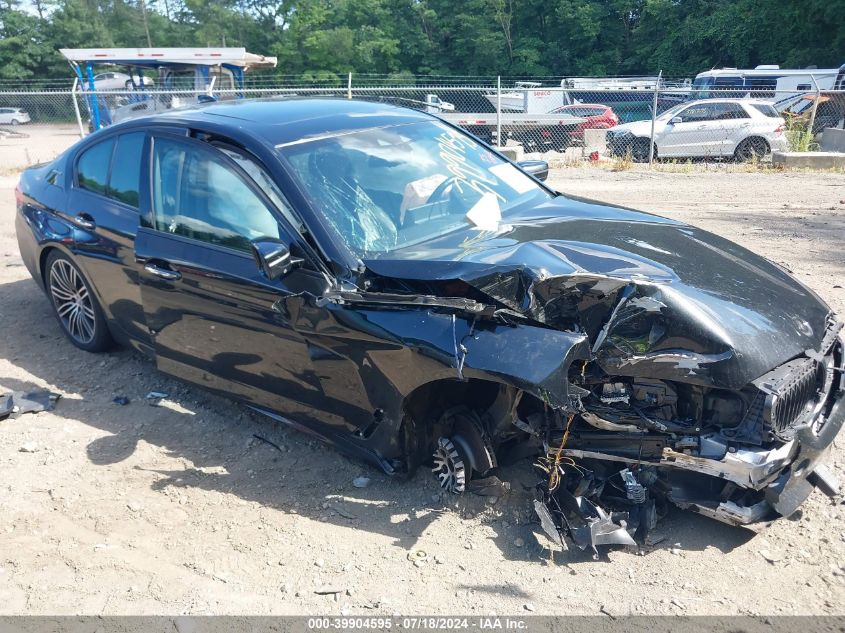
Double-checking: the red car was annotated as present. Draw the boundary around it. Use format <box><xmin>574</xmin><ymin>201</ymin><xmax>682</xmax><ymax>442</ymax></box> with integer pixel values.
<box><xmin>550</xmin><ymin>104</ymin><xmax>619</xmax><ymax>146</ymax></box>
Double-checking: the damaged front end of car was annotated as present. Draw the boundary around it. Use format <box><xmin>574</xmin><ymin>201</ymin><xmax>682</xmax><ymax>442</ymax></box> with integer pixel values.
<box><xmin>352</xmin><ymin>247</ymin><xmax>844</xmax><ymax>557</ymax></box>
<box><xmin>529</xmin><ymin>311</ymin><xmax>844</xmax><ymax>557</ymax></box>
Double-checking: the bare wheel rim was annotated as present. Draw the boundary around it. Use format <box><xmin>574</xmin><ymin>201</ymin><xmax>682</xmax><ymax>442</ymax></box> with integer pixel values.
<box><xmin>49</xmin><ymin>259</ymin><xmax>96</xmax><ymax>344</ymax></box>
<box><xmin>432</xmin><ymin>437</ymin><xmax>467</xmax><ymax>493</ymax></box>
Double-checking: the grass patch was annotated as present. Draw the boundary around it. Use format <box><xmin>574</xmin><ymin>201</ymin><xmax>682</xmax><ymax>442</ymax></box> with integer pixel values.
<box><xmin>610</xmin><ymin>149</ymin><xmax>634</xmax><ymax>172</ymax></box>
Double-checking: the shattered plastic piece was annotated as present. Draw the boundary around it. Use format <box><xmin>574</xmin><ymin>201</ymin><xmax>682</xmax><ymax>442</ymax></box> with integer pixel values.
<box><xmin>112</xmin><ymin>396</ymin><xmax>130</xmax><ymax>406</ymax></box>
<box><xmin>352</xmin><ymin>476</ymin><xmax>371</xmax><ymax>488</ymax></box>
<box><xmin>1</xmin><ymin>391</ymin><xmax>61</xmax><ymax>419</ymax></box>
<box><xmin>534</xmin><ymin>499</ymin><xmax>566</xmax><ymax>549</ymax></box>
<box><xmin>0</xmin><ymin>394</ymin><xmax>12</xmax><ymax>421</ymax></box>
<box><xmin>567</xmin><ymin>497</ymin><xmax>637</xmax><ymax>557</ymax></box>
<box><xmin>145</xmin><ymin>391</ymin><xmax>168</xmax><ymax>405</ymax></box>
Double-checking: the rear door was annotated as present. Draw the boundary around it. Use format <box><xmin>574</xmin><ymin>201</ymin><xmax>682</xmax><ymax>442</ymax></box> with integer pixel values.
<box><xmin>67</xmin><ymin>130</ymin><xmax>152</xmax><ymax>348</ymax></box>
<box><xmin>135</xmin><ymin>133</ymin><xmax>365</xmax><ymax>429</ymax></box>
<box><xmin>715</xmin><ymin>102</ymin><xmax>753</xmax><ymax>154</ymax></box>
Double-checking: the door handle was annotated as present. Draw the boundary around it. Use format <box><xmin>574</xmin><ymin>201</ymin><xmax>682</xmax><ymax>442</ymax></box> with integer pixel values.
<box><xmin>144</xmin><ymin>262</ymin><xmax>182</xmax><ymax>281</ymax></box>
<box><xmin>74</xmin><ymin>213</ymin><xmax>96</xmax><ymax>230</ymax></box>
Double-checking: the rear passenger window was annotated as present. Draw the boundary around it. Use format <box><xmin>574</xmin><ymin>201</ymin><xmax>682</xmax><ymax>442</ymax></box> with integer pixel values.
<box><xmin>77</xmin><ymin>139</ymin><xmax>114</xmax><ymax>195</ymax></box>
<box><xmin>108</xmin><ymin>132</ymin><xmax>145</xmax><ymax>207</ymax></box>
<box><xmin>749</xmin><ymin>103</ymin><xmax>781</xmax><ymax>118</ymax></box>
<box><xmin>718</xmin><ymin>103</ymin><xmax>750</xmax><ymax>119</ymax></box>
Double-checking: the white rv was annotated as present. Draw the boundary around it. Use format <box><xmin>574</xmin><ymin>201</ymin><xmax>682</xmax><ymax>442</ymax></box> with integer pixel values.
<box><xmin>691</xmin><ymin>64</ymin><xmax>843</xmax><ymax>106</ymax></box>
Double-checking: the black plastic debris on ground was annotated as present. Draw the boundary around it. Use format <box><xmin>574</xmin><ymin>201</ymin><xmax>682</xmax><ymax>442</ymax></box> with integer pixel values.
<box><xmin>0</xmin><ymin>391</ymin><xmax>62</xmax><ymax>420</ymax></box>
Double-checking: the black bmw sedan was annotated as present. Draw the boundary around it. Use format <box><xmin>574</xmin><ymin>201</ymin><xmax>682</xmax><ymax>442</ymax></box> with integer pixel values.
<box><xmin>15</xmin><ymin>98</ymin><xmax>843</xmax><ymax>554</ymax></box>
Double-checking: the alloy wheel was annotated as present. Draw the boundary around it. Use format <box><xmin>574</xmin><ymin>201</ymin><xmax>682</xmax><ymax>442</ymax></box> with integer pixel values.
<box><xmin>432</xmin><ymin>437</ymin><xmax>468</xmax><ymax>493</ymax></box>
<box><xmin>737</xmin><ymin>137</ymin><xmax>767</xmax><ymax>162</ymax></box>
<box><xmin>49</xmin><ymin>259</ymin><xmax>96</xmax><ymax>345</ymax></box>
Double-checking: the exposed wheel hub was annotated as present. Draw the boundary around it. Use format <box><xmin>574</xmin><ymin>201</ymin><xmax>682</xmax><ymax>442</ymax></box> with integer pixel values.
<box><xmin>432</xmin><ymin>437</ymin><xmax>468</xmax><ymax>493</ymax></box>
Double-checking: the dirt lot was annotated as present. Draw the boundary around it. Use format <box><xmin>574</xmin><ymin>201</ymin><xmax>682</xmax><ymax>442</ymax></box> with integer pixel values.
<box><xmin>0</xmin><ymin>125</ymin><xmax>81</xmax><ymax>173</ymax></box>
<box><xmin>1</xmin><ymin>163</ymin><xmax>844</xmax><ymax>616</ymax></box>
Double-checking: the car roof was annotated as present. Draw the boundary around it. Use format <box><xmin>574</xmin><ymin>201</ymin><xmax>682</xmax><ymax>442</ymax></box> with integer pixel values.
<box><xmin>120</xmin><ymin>98</ymin><xmax>434</xmax><ymax>147</ymax></box>
<box><xmin>684</xmin><ymin>98</ymin><xmax>774</xmax><ymax>106</ymax></box>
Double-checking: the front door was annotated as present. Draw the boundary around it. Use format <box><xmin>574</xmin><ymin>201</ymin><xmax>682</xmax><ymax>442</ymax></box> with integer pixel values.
<box><xmin>660</xmin><ymin>102</ymin><xmax>725</xmax><ymax>157</ymax></box>
<box><xmin>135</xmin><ymin>133</ymin><xmax>361</xmax><ymax>430</ymax></box>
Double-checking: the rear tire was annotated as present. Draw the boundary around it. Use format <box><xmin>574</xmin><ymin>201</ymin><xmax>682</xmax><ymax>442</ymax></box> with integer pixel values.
<box><xmin>10</xmin><ymin>119</ymin><xmax>20</xmax><ymax>126</ymax></box>
<box><xmin>734</xmin><ymin>136</ymin><xmax>769</xmax><ymax>162</ymax></box>
<box><xmin>45</xmin><ymin>251</ymin><xmax>112</xmax><ymax>352</ymax></box>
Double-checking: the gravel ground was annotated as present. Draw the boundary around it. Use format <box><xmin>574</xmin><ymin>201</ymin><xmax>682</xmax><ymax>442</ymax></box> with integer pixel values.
<box><xmin>0</xmin><ymin>125</ymin><xmax>81</xmax><ymax>173</ymax></box>
<box><xmin>1</xmin><ymin>165</ymin><xmax>844</xmax><ymax>616</ymax></box>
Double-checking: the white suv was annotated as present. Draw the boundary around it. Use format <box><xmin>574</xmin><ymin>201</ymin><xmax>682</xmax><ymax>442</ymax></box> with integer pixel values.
<box><xmin>0</xmin><ymin>107</ymin><xmax>31</xmax><ymax>126</ymax></box>
<box><xmin>608</xmin><ymin>99</ymin><xmax>788</xmax><ymax>161</ymax></box>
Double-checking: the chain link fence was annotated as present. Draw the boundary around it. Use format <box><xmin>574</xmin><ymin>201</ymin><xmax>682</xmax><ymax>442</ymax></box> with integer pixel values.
<box><xmin>2</xmin><ymin>75</ymin><xmax>845</xmax><ymax>169</ymax></box>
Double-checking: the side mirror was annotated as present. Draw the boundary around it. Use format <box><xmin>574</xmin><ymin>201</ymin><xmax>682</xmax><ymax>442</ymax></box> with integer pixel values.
<box><xmin>516</xmin><ymin>159</ymin><xmax>549</xmax><ymax>182</ymax></box>
<box><xmin>670</xmin><ymin>116</ymin><xmax>683</xmax><ymax>124</ymax></box>
<box><xmin>251</xmin><ymin>238</ymin><xmax>303</xmax><ymax>280</ymax></box>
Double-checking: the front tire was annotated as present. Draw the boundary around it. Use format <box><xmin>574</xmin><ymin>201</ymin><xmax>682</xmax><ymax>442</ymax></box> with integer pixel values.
<box><xmin>734</xmin><ymin>136</ymin><xmax>769</xmax><ymax>162</ymax></box>
<box><xmin>631</xmin><ymin>138</ymin><xmax>654</xmax><ymax>162</ymax></box>
<box><xmin>45</xmin><ymin>251</ymin><xmax>112</xmax><ymax>352</ymax></box>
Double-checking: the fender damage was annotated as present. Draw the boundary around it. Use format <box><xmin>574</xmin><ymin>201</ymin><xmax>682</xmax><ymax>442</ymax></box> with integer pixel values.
<box><xmin>337</xmin><ymin>203</ymin><xmax>845</xmax><ymax>557</ymax></box>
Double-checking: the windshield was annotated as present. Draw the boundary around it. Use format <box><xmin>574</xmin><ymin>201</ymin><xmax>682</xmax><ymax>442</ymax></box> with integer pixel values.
<box><xmin>278</xmin><ymin>120</ymin><xmax>551</xmax><ymax>256</ymax></box>
<box><xmin>657</xmin><ymin>102</ymin><xmax>691</xmax><ymax>120</ymax></box>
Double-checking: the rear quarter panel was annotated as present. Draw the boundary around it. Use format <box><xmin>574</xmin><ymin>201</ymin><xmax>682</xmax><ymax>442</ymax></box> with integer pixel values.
<box><xmin>15</xmin><ymin>164</ymin><xmax>75</xmax><ymax>289</ymax></box>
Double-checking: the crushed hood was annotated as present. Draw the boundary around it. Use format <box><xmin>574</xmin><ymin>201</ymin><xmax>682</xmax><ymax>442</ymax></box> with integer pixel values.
<box><xmin>363</xmin><ymin>195</ymin><xmax>832</xmax><ymax>389</ymax></box>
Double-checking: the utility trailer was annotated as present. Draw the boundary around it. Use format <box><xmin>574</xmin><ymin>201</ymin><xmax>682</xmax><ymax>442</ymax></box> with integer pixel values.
<box><xmin>60</xmin><ymin>47</ymin><xmax>277</xmax><ymax>131</ymax></box>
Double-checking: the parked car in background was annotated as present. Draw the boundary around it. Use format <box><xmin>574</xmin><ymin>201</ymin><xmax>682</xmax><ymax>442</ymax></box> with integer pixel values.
<box><xmin>0</xmin><ymin>107</ymin><xmax>31</xmax><ymax>125</ymax></box>
<box><xmin>92</xmin><ymin>71</ymin><xmax>154</xmax><ymax>91</ymax></box>
<box><xmin>549</xmin><ymin>103</ymin><xmax>619</xmax><ymax>145</ymax></box>
<box><xmin>607</xmin><ymin>98</ymin><xmax>787</xmax><ymax>161</ymax></box>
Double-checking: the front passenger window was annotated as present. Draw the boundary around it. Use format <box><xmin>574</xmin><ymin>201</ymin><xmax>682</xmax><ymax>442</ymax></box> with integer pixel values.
<box><xmin>151</xmin><ymin>137</ymin><xmax>281</xmax><ymax>252</ymax></box>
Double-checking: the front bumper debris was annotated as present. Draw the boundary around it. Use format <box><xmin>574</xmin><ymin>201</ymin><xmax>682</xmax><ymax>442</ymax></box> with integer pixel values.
<box><xmin>534</xmin><ymin>383</ymin><xmax>844</xmax><ymax>557</ymax></box>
